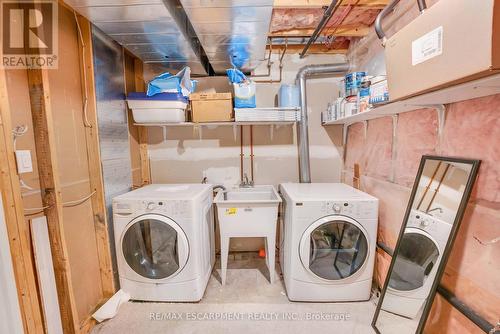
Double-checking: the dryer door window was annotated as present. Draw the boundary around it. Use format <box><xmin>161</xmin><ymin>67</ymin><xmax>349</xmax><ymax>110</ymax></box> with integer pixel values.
<box><xmin>300</xmin><ymin>217</ymin><xmax>369</xmax><ymax>281</ymax></box>
<box><xmin>122</xmin><ymin>216</ymin><xmax>189</xmax><ymax>280</ymax></box>
<box><xmin>388</xmin><ymin>232</ymin><xmax>439</xmax><ymax>291</ymax></box>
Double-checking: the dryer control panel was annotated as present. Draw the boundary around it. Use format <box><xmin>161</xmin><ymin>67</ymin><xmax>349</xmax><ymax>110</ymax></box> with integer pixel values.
<box><xmin>320</xmin><ymin>200</ymin><xmax>378</xmax><ymax>219</ymax></box>
<box><xmin>113</xmin><ymin>199</ymin><xmax>191</xmax><ymax>218</ymax></box>
<box><xmin>407</xmin><ymin>209</ymin><xmax>452</xmax><ymax>244</ymax></box>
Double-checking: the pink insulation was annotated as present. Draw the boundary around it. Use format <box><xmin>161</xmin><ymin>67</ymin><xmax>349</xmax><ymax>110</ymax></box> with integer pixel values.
<box><xmin>439</xmin><ymin>94</ymin><xmax>500</xmax><ymax>203</ymax></box>
<box><xmin>441</xmin><ymin>203</ymin><xmax>500</xmax><ymax>323</ymax></box>
<box><xmin>394</xmin><ymin>108</ymin><xmax>438</xmax><ymax>187</ymax></box>
<box><xmin>344</xmin><ymin>94</ymin><xmax>500</xmax><ymax>327</ymax></box>
<box><xmin>344</xmin><ymin>122</ymin><xmax>365</xmax><ymax>170</ymax></box>
<box><xmin>426</xmin><ymin>294</ymin><xmax>484</xmax><ymax>333</ymax></box>
<box><xmin>363</xmin><ymin>117</ymin><xmax>393</xmax><ymax>180</ymax></box>
<box><xmin>362</xmin><ymin>176</ymin><xmax>411</xmax><ymax>248</ymax></box>
<box><xmin>375</xmin><ymin>249</ymin><xmax>392</xmax><ymax>289</ymax></box>
<box><xmin>270</xmin><ymin>7</ymin><xmax>380</xmax><ymax>33</ymax></box>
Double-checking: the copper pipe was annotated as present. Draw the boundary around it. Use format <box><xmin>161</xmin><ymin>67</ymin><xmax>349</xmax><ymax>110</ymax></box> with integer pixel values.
<box><xmin>252</xmin><ymin>39</ymin><xmax>272</xmax><ymax>78</ymax></box>
<box><xmin>425</xmin><ymin>164</ymin><xmax>450</xmax><ymax>213</ymax></box>
<box><xmin>253</xmin><ymin>41</ymin><xmax>287</xmax><ymax>84</ymax></box>
<box><xmin>250</xmin><ymin>125</ymin><xmax>255</xmax><ymax>182</ymax></box>
<box><xmin>416</xmin><ymin>161</ymin><xmax>441</xmax><ymax>210</ymax></box>
<box><xmin>240</xmin><ymin>126</ymin><xmax>244</xmax><ymax>182</ymax></box>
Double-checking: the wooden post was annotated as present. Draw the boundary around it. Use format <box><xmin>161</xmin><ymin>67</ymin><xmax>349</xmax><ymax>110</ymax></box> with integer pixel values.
<box><xmin>0</xmin><ymin>70</ymin><xmax>45</xmax><ymax>334</ymax></box>
<box><xmin>75</xmin><ymin>14</ymin><xmax>116</xmax><ymax>299</ymax></box>
<box><xmin>26</xmin><ymin>68</ymin><xmax>79</xmax><ymax>334</ymax></box>
<box><xmin>353</xmin><ymin>163</ymin><xmax>361</xmax><ymax>189</ymax></box>
<box><xmin>133</xmin><ymin>58</ymin><xmax>151</xmax><ymax>185</ymax></box>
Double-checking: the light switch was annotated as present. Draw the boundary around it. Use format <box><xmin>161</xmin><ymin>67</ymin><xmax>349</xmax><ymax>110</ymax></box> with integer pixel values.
<box><xmin>15</xmin><ymin>150</ymin><xmax>33</xmax><ymax>174</ymax></box>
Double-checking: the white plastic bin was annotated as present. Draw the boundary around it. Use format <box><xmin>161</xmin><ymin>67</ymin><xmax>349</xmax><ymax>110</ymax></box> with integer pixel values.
<box><xmin>127</xmin><ymin>92</ymin><xmax>187</xmax><ymax>123</ymax></box>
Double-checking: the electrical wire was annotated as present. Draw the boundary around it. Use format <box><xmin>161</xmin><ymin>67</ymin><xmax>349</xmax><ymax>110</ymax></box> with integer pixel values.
<box><xmin>62</xmin><ymin>190</ymin><xmax>96</xmax><ymax>207</ymax></box>
<box><xmin>24</xmin><ymin>205</ymin><xmax>51</xmax><ymax>212</ymax></box>
<box><xmin>12</xmin><ymin>125</ymin><xmax>28</xmax><ymax>150</ymax></box>
<box><xmin>474</xmin><ymin>236</ymin><xmax>500</xmax><ymax>246</ymax></box>
<box><xmin>23</xmin><ymin>191</ymin><xmax>97</xmax><ymax>215</ymax></box>
<box><xmin>73</xmin><ymin>10</ymin><xmax>92</xmax><ymax>128</ymax></box>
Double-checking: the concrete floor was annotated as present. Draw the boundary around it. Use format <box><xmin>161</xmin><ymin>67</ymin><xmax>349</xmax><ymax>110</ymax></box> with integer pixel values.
<box><xmin>92</xmin><ymin>253</ymin><xmax>378</xmax><ymax>334</ymax></box>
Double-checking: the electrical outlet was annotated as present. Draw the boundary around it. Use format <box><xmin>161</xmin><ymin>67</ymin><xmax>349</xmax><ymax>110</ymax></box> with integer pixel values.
<box><xmin>15</xmin><ymin>150</ymin><xmax>33</xmax><ymax>174</ymax></box>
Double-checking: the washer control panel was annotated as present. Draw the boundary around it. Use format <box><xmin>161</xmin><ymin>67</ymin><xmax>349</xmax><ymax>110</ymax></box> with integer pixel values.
<box><xmin>113</xmin><ymin>199</ymin><xmax>191</xmax><ymax>218</ymax></box>
<box><xmin>141</xmin><ymin>200</ymin><xmax>190</xmax><ymax>216</ymax></box>
<box><xmin>407</xmin><ymin>210</ymin><xmax>436</xmax><ymax>232</ymax></box>
<box><xmin>320</xmin><ymin>200</ymin><xmax>378</xmax><ymax>219</ymax></box>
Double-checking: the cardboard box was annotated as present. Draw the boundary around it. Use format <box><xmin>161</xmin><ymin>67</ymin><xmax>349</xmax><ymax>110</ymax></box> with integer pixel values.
<box><xmin>385</xmin><ymin>0</ymin><xmax>500</xmax><ymax>101</ymax></box>
<box><xmin>190</xmin><ymin>93</ymin><xmax>233</xmax><ymax>123</ymax></box>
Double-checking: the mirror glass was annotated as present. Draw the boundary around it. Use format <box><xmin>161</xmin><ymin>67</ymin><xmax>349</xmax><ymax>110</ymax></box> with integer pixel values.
<box><xmin>372</xmin><ymin>156</ymin><xmax>480</xmax><ymax>334</ymax></box>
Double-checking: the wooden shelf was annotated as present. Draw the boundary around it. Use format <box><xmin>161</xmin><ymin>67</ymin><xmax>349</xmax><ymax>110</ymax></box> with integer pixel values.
<box><xmin>323</xmin><ymin>73</ymin><xmax>500</xmax><ymax>126</ymax></box>
<box><xmin>134</xmin><ymin>121</ymin><xmax>297</xmax><ymax>127</ymax></box>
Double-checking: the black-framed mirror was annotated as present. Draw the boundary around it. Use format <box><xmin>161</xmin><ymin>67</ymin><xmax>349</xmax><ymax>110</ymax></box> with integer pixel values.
<box><xmin>372</xmin><ymin>155</ymin><xmax>481</xmax><ymax>334</ymax></box>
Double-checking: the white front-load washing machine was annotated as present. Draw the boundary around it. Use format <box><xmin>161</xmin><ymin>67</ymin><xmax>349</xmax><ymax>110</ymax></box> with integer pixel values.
<box><xmin>382</xmin><ymin>209</ymin><xmax>450</xmax><ymax>318</ymax></box>
<box><xmin>279</xmin><ymin>183</ymin><xmax>378</xmax><ymax>302</ymax></box>
<box><xmin>112</xmin><ymin>184</ymin><xmax>215</xmax><ymax>302</ymax></box>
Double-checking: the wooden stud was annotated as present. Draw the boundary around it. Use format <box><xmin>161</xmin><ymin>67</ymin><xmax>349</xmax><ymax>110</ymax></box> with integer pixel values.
<box><xmin>27</xmin><ymin>68</ymin><xmax>79</xmax><ymax>334</ymax></box>
<box><xmin>0</xmin><ymin>70</ymin><xmax>45</xmax><ymax>334</ymax></box>
<box><xmin>75</xmin><ymin>14</ymin><xmax>116</xmax><ymax>298</ymax></box>
<box><xmin>267</xmin><ymin>44</ymin><xmax>348</xmax><ymax>54</ymax></box>
<box><xmin>269</xmin><ymin>24</ymin><xmax>371</xmax><ymax>38</ymax></box>
<box><xmin>274</xmin><ymin>0</ymin><xmax>389</xmax><ymax>8</ymax></box>
<box><xmin>133</xmin><ymin>58</ymin><xmax>151</xmax><ymax>186</ymax></box>
<box><xmin>353</xmin><ymin>163</ymin><xmax>361</xmax><ymax>189</ymax></box>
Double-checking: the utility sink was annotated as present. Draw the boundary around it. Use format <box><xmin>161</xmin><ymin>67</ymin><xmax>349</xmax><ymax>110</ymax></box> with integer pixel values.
<box><xmin>214</xmin><ymin>185</ymin><xmax>282</xmax><ymax>237</ymax></box>
<box><xmin>216</xmin><ymin>185</ymin><xmax>282</xmax><ymax>204</ymax></box>
<box><xmin>214</xmin><ymin>185</ymin><xmax>282</xmax><ymax>285</ymax></box>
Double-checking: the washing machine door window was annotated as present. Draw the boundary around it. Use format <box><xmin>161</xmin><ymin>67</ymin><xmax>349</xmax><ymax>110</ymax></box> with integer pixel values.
<box><xmin>299</xmin><ymin>216</ymin><xmax>369</xmax><ymax>281</ymax></box>
<box><xmin>388</xmin><ymin>230</ymin><xmax>439</xmax><ymax>291</ymax></box>
<box><xmin>122</xmin><ymin>214</ymin><xmax>189</xmax><ymax>280</ymax></box>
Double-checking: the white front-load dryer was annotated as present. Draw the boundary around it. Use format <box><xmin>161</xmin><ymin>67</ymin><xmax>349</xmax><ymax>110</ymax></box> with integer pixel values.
<box><xmin>279</xmin><ymin>183</ymin><xmax>378</xmax><ymax>302</ymax></box>
<box><xmin>112</xmin><ymin>184</ymin><xmax>215</xmax><ymax>302</ymax></box>
<box><xmin>382</xmin><ymin>209</ymin><xmax>450</xmax><ymax>318</ymax></box>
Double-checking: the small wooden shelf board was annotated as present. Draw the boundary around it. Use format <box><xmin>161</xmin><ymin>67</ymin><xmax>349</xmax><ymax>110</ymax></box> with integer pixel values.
<box><xmin>323</xmin><ymin>73</ymin><xmax>500</xmax><ymax>126</ymax></box>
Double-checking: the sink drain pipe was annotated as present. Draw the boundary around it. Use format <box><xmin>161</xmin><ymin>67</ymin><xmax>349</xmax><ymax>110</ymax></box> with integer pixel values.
<box><xmin>296</xmin><ymin>62</ymin><xmax>350</xmax><ymax>183</ymax></box>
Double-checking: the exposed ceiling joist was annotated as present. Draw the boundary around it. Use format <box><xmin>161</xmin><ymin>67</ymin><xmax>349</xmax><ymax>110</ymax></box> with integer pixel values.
<box><xmin>274</xmin><ymin>0</ymin><xmax>389</xmax><ymax>9</ymax></box>
<box><xmin>266</xmin><ymin>44</ymin><xmax>348</xmax><ymax>54</ymax></box>
<box><xmin>269</xmin><ymin>25</ymin><xmax>370</xmax><ymax>38</ymax></box>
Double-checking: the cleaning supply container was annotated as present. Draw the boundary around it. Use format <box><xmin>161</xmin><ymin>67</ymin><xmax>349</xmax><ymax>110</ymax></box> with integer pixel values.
<box><xmin>345</xmin><ymin>72</ymin><xmax>366</xmax><ymax>97</ymax></box>
<box><xmin>127</xmin><ymin>92</ymin><xmax>188</xmax><ymax>123</ymax></box>
<box><xmin>278</xmin><ymin>84</ymin><xmax>300</xmax><ymax>107</ymax></box>
<box><xmin>214</xmin><ymin>185</ymin><xmax>282</xmax><ymax>285</ymax></box>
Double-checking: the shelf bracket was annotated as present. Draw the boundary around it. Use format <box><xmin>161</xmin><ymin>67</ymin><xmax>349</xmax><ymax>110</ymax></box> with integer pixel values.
<box><xmin>363</xmin><ymin>120</ymin><xmax>368</xmax><ymax>140</ymax></box>
<box><xmin>162</xmin><ymin>126</ymin><xmax>167</xmax><ymax>143</ymax></box>
<box><xmin>407</xmin><ymin>104</ymin><xmax>447</xmax><ymax>139</ymax></box>
<box><xmin>434</xmin><ymin>104</ymin><xmax>446</xmax><ymax>139</ymax></box>
<box><xmin>192</xmin><ymin>124</ymin><xmax>203</xmax><ymax>140</ymax></box>
<box><xmin>390</xmin><ymin>114</ymin><xmax>399</xmax><ymax>183</ymax></box>
<box><xmin>233</xmin><ymin>124</ymin><xmax>238</xmax><ymax>141</ymax></box>
<box><xmin>342</xmin><ymin>123</ymin><xmax>349</xmax><ymax>147</ymax></box>
<box><xmin>270</xmin><ymin>125</ymin><xmax>275</xmax><ymax>141</ymax></box>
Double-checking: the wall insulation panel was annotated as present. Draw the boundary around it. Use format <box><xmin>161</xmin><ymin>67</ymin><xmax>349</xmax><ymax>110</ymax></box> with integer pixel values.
<box><xmin>92</xmin><ymin>27</ymin><xmax>132</xmax><ymax>283</ymax></box>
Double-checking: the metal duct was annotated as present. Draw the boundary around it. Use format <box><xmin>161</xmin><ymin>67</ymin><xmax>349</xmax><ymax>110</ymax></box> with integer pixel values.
<box><xmin>179</xmin><ymin>0</ymin><xmax>274</xmax><ymax>74</ymax></box>
<box><xmin>66</xmin><ymin>0</ymin><xmax>209</xmax><ymax>75</ymax></box>
<box><xmin>296</xmin><ymin>62</ymin><xmax>350</xmax><ymax>183</ymax></box>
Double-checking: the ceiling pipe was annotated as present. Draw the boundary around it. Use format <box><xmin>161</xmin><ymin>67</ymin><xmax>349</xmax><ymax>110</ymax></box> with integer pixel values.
<box><xmin>299</xmin><ymin>0</ymin><xmax>340</xmax><ymax>59</ymax></box>
<box><xmin>296</xmin><ymin>62</ymin><xmax>350</xmax><ymax>183</ymax></box>
<box><xmin>375</xmin><ymin>0</ymin><xmax>427</xmax><ymax>46</ymax></box>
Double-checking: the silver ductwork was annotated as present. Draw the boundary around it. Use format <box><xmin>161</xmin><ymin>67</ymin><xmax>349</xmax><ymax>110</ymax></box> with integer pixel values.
<box><xmin>179</xmin><ymin>0</ymin><xmax>274</xmax><ymax>74</ymax></box>
<box><xmin>66</xmin><ymin>0</ymin><xmax>210</xmax><ymax>75</ymax></box>
<box><xmin>296</xmin><ymin>63</ymin><xmax>350</xmax><ymax>183</ymax></box>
